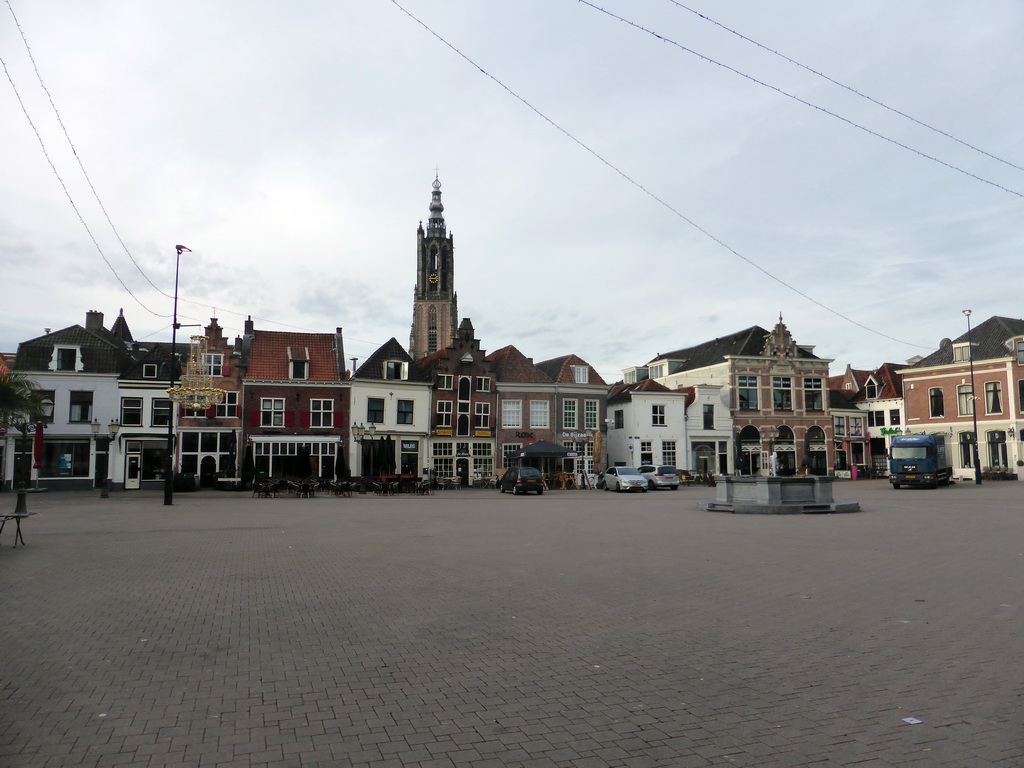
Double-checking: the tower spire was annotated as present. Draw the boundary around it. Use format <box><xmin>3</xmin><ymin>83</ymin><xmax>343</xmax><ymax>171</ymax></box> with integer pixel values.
<box><xmin>427</xmin><ymin>172</ymin><xmax>445</xmax><ymax>236</ymax></box>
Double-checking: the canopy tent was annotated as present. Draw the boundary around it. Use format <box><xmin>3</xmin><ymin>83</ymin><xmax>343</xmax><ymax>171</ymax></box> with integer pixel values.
<box><xmin>517</xmin><ymin>440</ymin><xmax>570</xmax><ymax>458</ymax></box>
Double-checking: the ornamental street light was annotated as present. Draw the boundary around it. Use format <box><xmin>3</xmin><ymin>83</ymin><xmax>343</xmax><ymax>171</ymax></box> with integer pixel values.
<box><xmin>963</xmin><ymin>310</ymin><xmax>982</xmax><ymax>485</ymax></box>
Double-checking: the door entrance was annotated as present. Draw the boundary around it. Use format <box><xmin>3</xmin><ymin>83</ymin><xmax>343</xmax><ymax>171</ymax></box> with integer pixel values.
<box><xmin>125</xmin><ymin>454</ymin><xmax>141</xmax><ymax>490</ymax></box>
<box><xmin>456</xmin><ymin>458</ymin><xmax>470</xmax><ymax>487</ymax></box>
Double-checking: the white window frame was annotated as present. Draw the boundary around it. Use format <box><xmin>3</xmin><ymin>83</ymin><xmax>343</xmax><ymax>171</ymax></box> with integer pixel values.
<box><xmin>310</xmin><ymin>398</ymin><xmax>334</xmax><ymax>428</ymax></box>
<box><xmin>584</xmin><ymin>399</ymin><xmax>599</xmax><ymax>430</ymax></box>
<box><xmin>652</xmin><ymin>404</ymin><xmax>665</xmax><ymax>426</ymax></box>
<box><xmin>562</xmin><ymin>399</ymin><xmax>578</xmax><ymax>430</ymax></box>
<box><xmin>474</xmin><ymin>402</ymin><xmax>490</xmax><ymax>429</ymax></box>
<box><xmin>502</xmin><ymin>400</ymin><xmax>522</xmax><ymax>429</ymax></box>
<box><xmin>571</xmin><ymin>365</ymin><xmax>589</xmax><ymax>384</ymax></box>
<box><xmin>203</xmin><ymin>353</ymin><xmax>223</xmax><ymax>377</ymax></box>
<box><xmin>529</xmin><ymin>401</ymin><xmax>549</xmax><ymax>429</ymax></box>
<box><xmin>436</xmin><ymin>400</ymin><xmax>453</xmax><ymax>427</ymax></box>
<box><xmin>261</xmin><ymin>398</ymin><xmax>285</xmax><ymax>427</ymax></box>
<box><xmin>438</xmin><ymin>374</ymin><xmax>453</xmax><ymax>390</ymax></box>
<box><xmin>476</xmin><ymin>377</ymin><xmax>491</xmax><ymax>392</ymax></box>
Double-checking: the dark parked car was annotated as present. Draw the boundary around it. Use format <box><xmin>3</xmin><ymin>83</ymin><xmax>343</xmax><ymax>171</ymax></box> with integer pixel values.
<box><xmin>498</xmin><ymin>466</ymin><xmax>545</xmax><ymax>495</ymax></box>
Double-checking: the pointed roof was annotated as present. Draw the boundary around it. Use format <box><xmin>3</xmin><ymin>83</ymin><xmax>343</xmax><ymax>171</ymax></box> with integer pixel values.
<box><xmin>426</xmin><ymin>174</ymin><xmax>446</xmax><ymax>236</ymax></box>
<box><xmin>485</xmin><ymin>345</ymin><xmax>552</xmax><ymax>384</ymax></box>
<box><xmin>355</xmin><ymin>338</ymin><xmax>432</xmax><ymax>381</ymax></box>
<box><xmin>911</xmin><ymin>315</ymin><xmax>1024</xmax><ymax>367</ymax></box>
<box><xmin>535</xmin><ymin>354</ymin><xmax>607</xmax><ymax>386</ymax></box>
<box><xmin>110</xmin><ymin>309</ymin><xmax>133</xmax><ymax>343</ymax></box>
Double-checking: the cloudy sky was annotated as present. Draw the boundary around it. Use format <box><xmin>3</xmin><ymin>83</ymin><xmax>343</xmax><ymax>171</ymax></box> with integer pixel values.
<box><xmin>2</xmin><ymin>0</ymin><xmax>1022</xmax><ymax>382</ymax></box>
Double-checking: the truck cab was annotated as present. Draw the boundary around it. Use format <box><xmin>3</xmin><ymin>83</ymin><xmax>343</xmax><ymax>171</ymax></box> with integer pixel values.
<box><xmin>888</xmin><ymin>434</ymin><xmax>952</xmax><ymax>489</ymax></box>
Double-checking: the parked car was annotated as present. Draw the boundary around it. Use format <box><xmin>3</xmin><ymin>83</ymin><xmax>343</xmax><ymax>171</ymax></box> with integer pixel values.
<box><xmin>498</xmin><ymin>466</ymin><xmax>545</xmax><ymax>495</ymax></box>
<box><xmin>638</xmin><ymin>465</ymin><xmax>680</xmax><ymax>490</ymax></box>
<box><xmin>600</xmin><ymin>466</ymin><xmax>648</xmax><ymax>492</ymax></box>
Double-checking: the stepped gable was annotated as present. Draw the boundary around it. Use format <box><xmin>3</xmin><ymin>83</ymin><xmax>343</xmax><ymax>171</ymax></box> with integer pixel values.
<box><xmin>535</xmin><ymin>354</ymin><xmax>606</xmax><ymax>385</ymax></box>
<box><xmin>912</xmin><ymin>316</ymin><xmax>1024</xmax><ymax>367</ymax></box>
<box><xmin>247</xmin><ymin>330</ymin><xmax>341</xmax><ymax>381</ymax></box>
<box><xmin>485</xmin><ymin>345</ymin><xmax>552</xmax><ymax>384</ymax></box>
<box><xmin>356</xmin><ymin>338</ymin><xmax>432</xmax><ymax>381</ymax></box>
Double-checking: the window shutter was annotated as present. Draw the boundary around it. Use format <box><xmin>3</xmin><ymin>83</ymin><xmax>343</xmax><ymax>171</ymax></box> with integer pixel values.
<box><xmin>300</xmin><ymin>411</ymin><xmax>311</xmax><ymax>427</ymax></box>
<box><xmin>249</xmin><ymin>411</ymin><xmax>260</xmax><ymax>426</ymax></box>
<box><xmin>206</xmin><ymin>406</ymin><xmax>216</xmax><ymax>419</ymax></box>
<box><xmin>285</xmin><ymin>411</ymin><xmax>296</xmax><ymax>427</ymax></box>
<box><xmin>222</xmin><ymin>363</ymin><xmax>231</xmax><ymax>376</ymax></box>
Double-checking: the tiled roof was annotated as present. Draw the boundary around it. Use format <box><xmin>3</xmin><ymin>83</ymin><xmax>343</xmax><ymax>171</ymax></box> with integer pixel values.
<box><xmin>15</xmin><ymin>323</ymin><xmax>132</xmax><ymax>374</ymax></box>
<box><xmin>356</xmin><ymin>338</ymin><xmax>432</xmax><ymax>382</ymax></box>
<box><xmin>912</xmin><ymin>316</ymin><xmax>1024</xmax><ymax>367</ymax></box>
<box><xmin>607</xmin><ymin>378</ymin><xmax>672</xmax><ymax>405</ymax></box>
<box><xmin>647</xmin><ymin>324</ymin><xmax>820</xmax><ymax>372</ymax></box>
<box><xmin>535</xmin><ymin>354</ymin><xmax>607</xmax><ymax>386</ymax></box>
<box><xmin>247</xmin><ymin>331</ymin><xmax>341</xmax><ymax>381</ymax></box>
<box><xmin>485</xmin><ymin>345</ymin><xmax>552</xmax><ymax>384</ymax></box>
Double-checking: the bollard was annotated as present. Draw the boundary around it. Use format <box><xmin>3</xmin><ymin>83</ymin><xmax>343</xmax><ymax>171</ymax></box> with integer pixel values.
<box><xmin>14</xmin><ymin>487</ymin><xmax>28</xmax><ymax>515</ymax></box>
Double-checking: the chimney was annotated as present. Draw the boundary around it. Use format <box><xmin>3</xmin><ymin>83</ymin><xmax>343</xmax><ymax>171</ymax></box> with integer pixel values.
<box><xmin>86</xmin><ymin>310</ymin><xmax>104</xmax><ymax>331</ymax></box>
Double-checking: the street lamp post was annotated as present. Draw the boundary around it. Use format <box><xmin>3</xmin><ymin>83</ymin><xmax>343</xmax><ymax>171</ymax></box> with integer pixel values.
<box><xmin>963</xmin><ymin>310</ymin><xmax>982</xmax><ymax>485</ymax></box>
<box><xmin>94</xmin><ymin>420</ymin><xmax>120</xmax><ymax>498</ymax></box>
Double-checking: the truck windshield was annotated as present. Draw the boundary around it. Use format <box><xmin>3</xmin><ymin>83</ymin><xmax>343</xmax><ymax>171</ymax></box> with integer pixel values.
<box><xmin>892</xmin><ymin>447</ymin><xmax>929</xmax><ymax>460</ymax></box>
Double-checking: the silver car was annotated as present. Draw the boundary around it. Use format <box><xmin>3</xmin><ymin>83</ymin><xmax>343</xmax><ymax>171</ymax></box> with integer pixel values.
<box><xmin>601</xmin><ymin>466</ymin><xmax>648</xmax><ymax>492</ymax></box>
<box><xmin>639</xmin><ymin>465</ymin><xmax>681</xmax><ymax>490</ymax></box>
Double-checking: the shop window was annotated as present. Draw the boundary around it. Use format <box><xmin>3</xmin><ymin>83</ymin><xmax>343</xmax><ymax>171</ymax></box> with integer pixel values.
<box><xmin>41</xmin><ymin>440</ymin><xmax>90</xmax><ymax>476</ymax></box>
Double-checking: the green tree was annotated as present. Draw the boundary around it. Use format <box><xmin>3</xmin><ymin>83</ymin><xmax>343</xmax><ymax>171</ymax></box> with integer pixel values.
<box><xmin>0</xmin><ymin>370</ymin><xmax>43</xmax><ymax>430</ymax></box>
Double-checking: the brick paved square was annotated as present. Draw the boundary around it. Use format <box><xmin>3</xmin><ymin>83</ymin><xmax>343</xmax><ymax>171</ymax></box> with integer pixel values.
<box><xmin>1</xmin><ymin>481</ymin><xmax>1022</xmax><ymax>766</ymax></box>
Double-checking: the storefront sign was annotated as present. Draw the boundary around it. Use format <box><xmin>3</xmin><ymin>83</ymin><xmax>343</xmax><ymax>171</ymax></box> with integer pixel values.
<box><xmin>880</xmin><ymin>427</ymin><xmax>902</xmax><ymax>435</ymax></box>
<box><xmin>515</xmin><ymin>431</ymin><xmax>535</xmax><ymax>439</ymax></box>
<box><xmin>562</xmin><ymin>431</ymin><xmax>590</xmax><ymax>440</ymax></box>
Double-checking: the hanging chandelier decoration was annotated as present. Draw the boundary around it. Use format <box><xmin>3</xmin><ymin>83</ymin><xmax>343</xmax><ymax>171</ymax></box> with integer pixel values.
<box><xmin>167</xmin><ymin>335</ymin><xmax>227</xmax><ymax>411</ymax></box>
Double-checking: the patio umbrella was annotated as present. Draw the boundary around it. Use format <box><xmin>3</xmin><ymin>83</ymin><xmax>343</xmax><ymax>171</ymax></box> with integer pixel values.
<box><xmin>334</xmin><ymin>444</ymin><xmax>350</xmax><ymax>480</ymax></box>
<box><xmin>32</xmin><ymin>426</ymin><xmax>44</xmax><ymax>469</ymax></box>
<box><xmin>295</xmin><ymin>444</ymin><xmax>313</xmax><ymax>478</ymax></box>
<box><xmin>382</xmin><ymin>435</ymin><xmax>397</xmax><ymax>474</ymax></box>
<box><xmin>241</xmin><ymin>444</ymin><xmax>255</xmax><ymax>488</ymax></box>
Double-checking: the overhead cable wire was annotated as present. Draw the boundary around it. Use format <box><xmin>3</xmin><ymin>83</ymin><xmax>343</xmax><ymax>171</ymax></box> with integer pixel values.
<box><xmin>389</xmin><ymin>0</ymin><xmax>931</xmax><ymax>350</ymax></box>
<box><xmin>4</xmin><ymin>0</ymin><xmax>340</xmax><ymax>341</ymax></box>
<box><xmin>664</xmin><ymin>0</ymin><xmax>1024</xmax><ymax>174</ymax></box>
<box><xmin>4</xmin><ymin>0</ymin><xmax>171</xmax><ymax>297</ymax></box>
<box><xmin>578</xmin><ymin>1</ymin><xmax>1024</xmax><ymax>201</ymax></box>
<box><xmin>0</xmin><ymin>54</ymin><xmax>168</xmax><ymax>318</ymax></box>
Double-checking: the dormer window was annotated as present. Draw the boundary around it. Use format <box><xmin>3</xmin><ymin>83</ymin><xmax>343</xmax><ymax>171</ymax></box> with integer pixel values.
<box><xmin>865</xmin><ymin>379</ymin><xmax>879</xmax><ymax>399</ymax></box>
<box><xmin>952</xmin><ymin>343</ymin><xmax>974</xmax><ymax>362</ymax></box>
<box><xmin>571</xmin><ymin>365</ymin><xmax>589</xmax><ymax>384</ymax></box>
<box><xmin>52</xmin><ymin>346</ymin><xmax>81</xmax><ymax>371</ymax></box>
<box><xmin>287</xmin><ymin>346</ymin><xmax>309</xmax><ymax>380</ymax></box>
<box><xmin>649</xmin><ymin>363</ymin><xmax>666</xmax><ymax>379</ymax></box>
<box><xmin>142</xmin><ymin>363</ymin><xmax>158</xmax><ymax>379</ymax></box>
<box><xmin>385</xmin><ymin>360</ymin><xmax>407</xmax><ymax>380</ymax></box>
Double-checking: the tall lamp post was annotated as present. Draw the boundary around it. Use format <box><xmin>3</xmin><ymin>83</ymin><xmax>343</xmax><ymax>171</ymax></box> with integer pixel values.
<box><xmin>963</xmin><ymin>310</ymin><xmax>982</xmax><ymax>485</ymax></box>
<box><xmin>352</xmin><ymin>422</ymin><xmax>377</xmax><ymax>479</ymax></box>
<box><xmin>164</xmin><ymin>245</ymin><xmax>191</xmax><ymax>505</ymax></box>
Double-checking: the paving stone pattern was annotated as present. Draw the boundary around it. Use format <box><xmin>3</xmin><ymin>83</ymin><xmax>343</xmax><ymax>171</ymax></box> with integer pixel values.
<box><xmin>1</xmin><ymin>480</ymin><xmax>1022</xmax><ymax>767</ymax></box>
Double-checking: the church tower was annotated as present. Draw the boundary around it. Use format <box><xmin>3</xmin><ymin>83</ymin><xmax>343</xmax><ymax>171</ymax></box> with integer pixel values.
<box><xmin>409</xmin><ymin>175</ymin><xmax>458</xmax><ymax>360</ymax></box>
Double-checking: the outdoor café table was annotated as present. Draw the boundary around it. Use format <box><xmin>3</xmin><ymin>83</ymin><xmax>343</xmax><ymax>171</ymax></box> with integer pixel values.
<box><xmin>0</xmin><ymin>512</ymin><xmax>35</xmax><ymax>547</ymax></box>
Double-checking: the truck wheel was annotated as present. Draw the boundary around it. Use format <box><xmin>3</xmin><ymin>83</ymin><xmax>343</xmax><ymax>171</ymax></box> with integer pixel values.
<box><xmin>537</xmin><ymin>489</ymin><xmax>543</xmax><ymax>495</ymax></box>
<box><xmin>892</xmin><ymin>483</ymin><xmax>900</xmax><ymax>490</ymax></box>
